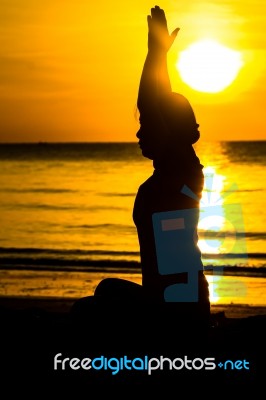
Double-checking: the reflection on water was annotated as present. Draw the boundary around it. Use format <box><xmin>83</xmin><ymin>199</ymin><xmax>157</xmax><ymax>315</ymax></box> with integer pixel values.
<box><xmin>0</xmin><ymin>142</ymin><xmax>265</xmax><ymax>307</ymax></box>
<box><xmin>199</xmin><ymin>166</ymin><xmax>226</xmax><ymax>255</ymax></box>
<box><xmin>198</xmin><ymin>166</ymin><xmax>248</xmax><ymax>267</ymax></box>
<box><xmin>198</xmin><ymin>165</ymin><xmax>251</xmax><ymax>303</ymax></box>
<box><xmin>0</xmin><ymin>142</ymin><xmax>265</xmax><ymax>271</ymax></box>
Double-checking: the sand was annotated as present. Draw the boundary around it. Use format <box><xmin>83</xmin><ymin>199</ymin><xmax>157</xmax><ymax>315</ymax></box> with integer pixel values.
<box><xmin>1</xmin><ymin>294</ymin><xmax>266</xmax><ymax>319</ymax></box>
<box><xmin>0</xmin><ymin>269</ymin><xmax>265</xmax><ymax>388</ymax></box>
<box><xmin>0</xmin><ymin>268</ymin><xmax>266</xmax><ymax>318</ymax></box>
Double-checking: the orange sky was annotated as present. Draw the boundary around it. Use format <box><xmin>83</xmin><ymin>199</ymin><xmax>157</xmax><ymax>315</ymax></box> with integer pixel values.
<box><xmin>0</xmin><ymin>0</ymin><xmax>265</xmax><ymax>142</ymax></box>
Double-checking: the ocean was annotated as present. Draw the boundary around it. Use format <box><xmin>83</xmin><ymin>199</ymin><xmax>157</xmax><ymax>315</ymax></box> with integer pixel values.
<box><xmin>0</xmin><ymin>141</ymin><xmax>265</xmax><ymax>279</ymax></box>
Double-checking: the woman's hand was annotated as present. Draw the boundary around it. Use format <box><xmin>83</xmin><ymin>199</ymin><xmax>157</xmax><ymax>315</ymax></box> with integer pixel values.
<box><xmin>148</xmin><ymin>6</ymin><xmax>179</xmax><ymax>53</ymax></box>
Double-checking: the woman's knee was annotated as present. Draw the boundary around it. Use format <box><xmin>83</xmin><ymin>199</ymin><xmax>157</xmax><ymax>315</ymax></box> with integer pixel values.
<box><xmin>94</xmin><ymin>278</ymin><xmax>119</xmax><ymax>296</ymax></box>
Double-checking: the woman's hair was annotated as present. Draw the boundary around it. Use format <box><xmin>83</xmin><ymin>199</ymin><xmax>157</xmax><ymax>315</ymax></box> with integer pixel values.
<box><xmin>137</xmin><ymin>92</ymin><xmax>200</xmax><ymax>147</ymax></box>
<box><xmin>159</xmin><ymin>92</ymin><xmax>200</xmax><ymax>145</ymax></box>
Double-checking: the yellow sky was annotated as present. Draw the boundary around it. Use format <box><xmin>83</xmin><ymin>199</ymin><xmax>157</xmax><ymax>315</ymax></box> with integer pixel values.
<box><xmin>0</xmin><ymin>0</ymin><xmax>265</xmax><ymax>142</ymax></box>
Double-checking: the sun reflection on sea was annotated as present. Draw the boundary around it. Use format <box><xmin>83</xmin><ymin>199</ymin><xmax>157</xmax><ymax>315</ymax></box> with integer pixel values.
<box><xmin>198</xmin><ymin>166</ymin><xmax>250</xmax><ymax>304</ymax></box>
<box><xmin>198</xmin><ymin>166</ymin><xmax>226</xmax><ymax>255</ymax></box>
<box><xmin>199</xmin><ymin>167</ymin><xmax>228</xmax><ymax>304</ymax></box>
<box><xmin>206</xmin><ymin>276</ymin><xmax>221</xmax><ymax>303</ymax></box>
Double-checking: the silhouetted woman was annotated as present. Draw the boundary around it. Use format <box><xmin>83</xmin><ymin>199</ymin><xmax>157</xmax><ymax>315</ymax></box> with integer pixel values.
<box><xmin>72</xmin><ymin>6</ymin><xmax>210</xmax><ymax>326</ymax></box>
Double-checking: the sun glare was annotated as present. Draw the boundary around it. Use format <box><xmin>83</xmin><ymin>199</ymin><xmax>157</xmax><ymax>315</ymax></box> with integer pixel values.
<box><xmin>176</xmin><ymin>39</ymin><xmax>243</xmax><ymax>93</ymax></box>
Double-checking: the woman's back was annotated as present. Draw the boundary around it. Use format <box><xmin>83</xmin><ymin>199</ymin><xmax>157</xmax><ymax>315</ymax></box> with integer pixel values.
<box><xmin>133</xmin><ymin>153</ymin><xmax>205</xmax><ymax>301</ymax></box>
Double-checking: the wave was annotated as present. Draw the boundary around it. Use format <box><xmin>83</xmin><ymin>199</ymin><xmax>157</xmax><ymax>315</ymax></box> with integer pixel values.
<box><xmin>0</xmin><ymin>247</ymin><xmax>265</xmax><ymax>277</ymax></box>
<box><xmin>64</xmin><ymin>224</ymin><xmax>136</xmax><ymax>232</ymax></box>
<box><xmin>0</xmin><ymin>247</ymin><xmax>139</xmax><ymax>257</ymax></box>
<box><xmin>0</xmin><ymin>142</ymin><xmax>143</xmax><ymax>161</ymax></box>
<box><xmin>222</xmin><ymin>141</ymin><xmax>266</xmax><ymax>165</ymax></box>
<box><xmin>0</xmin><ymin>258</ymin><xmax>265</xmax><ymax>277</ymax></box>
<box><xmin>0</xmin><ymin>187</ymin><xmax>263</xmax><ymax>195</ymax></box>
<box><xmin>0</xmin><ymin>188</ymin><xmax>77</xmax><ymax>194</ymax></box>
<box><xmin>198</xmin><ymin>231</ymin><xmax>266</xmax><ymax>239</ymax></box>
<box><xmin>204</xmin><ymin>189</ymin><xmax>261</xmax><ymax>193</ymax></box>
<box><xmin>1</xmin><ymin>203</ymin><xmax>125</xmax><ymax>211</ymax></box>
<box><xmin>100</xmin><ymin>192</ymin><xmax>135</xmax><ymax>197</ymax></box>
<box><xmin>0</xmin><ymin>247</ymin><xmax>266</xmax><ymax>259</ymax></box>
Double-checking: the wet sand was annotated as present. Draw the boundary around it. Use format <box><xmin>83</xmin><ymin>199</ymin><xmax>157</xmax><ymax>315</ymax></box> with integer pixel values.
<box><xmin>0</xmin><ymin>268</ymin><xmax>266</xmax><ymax>318</ymax></box>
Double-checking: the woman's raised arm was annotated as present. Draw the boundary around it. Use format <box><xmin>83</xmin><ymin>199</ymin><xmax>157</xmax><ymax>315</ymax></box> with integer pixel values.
<box><xmin>137</xmin><ymin>6</ymin><xmax>179</xmax><ymax>114</ymax></box>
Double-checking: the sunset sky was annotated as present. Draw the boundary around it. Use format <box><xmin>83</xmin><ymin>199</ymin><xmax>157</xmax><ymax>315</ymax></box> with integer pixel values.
<box><xmin>0</xmin><ymin>0</ymin><xmax>265</xmax><ymax>143</ymax></box>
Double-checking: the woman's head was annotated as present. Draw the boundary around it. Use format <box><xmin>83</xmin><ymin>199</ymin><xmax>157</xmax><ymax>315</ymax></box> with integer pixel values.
<box><xmin>136</xmin><ymin>92</ymin><xmax>200</xmax><ymax>161</ymax></box>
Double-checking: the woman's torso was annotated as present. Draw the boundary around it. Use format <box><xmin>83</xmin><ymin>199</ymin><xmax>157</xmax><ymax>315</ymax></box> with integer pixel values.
<box><xmin>133</xmin><ymin>164</ymin><xmax>204</xmax><ymax>301</ymax></box>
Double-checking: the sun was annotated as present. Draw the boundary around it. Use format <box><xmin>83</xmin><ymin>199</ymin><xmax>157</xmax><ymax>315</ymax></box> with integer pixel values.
<box><xmin>176</xmin><ymin>39</ymin><xmax>243</xmax><ymax>93</ymax></box>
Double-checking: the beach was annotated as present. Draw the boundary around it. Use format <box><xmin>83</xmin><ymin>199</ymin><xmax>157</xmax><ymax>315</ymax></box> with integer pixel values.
<box><xmin>1</xmin><ymin>269</ymin><xmax>266</xmax><ymax>317</ymax></box>
<box><xmin>0</xmin><ymin>267</ymin><xmax>265</xmax><ymax>390</ymax></box>
<box><xmin>1</xmin><ymin>285</ymin><xmax>265</xmax><ymax>389</ymax></box>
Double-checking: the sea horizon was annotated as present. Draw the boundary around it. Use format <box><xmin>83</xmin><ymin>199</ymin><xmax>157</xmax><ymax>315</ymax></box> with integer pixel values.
<box><xmin>0</xmin><ymin>139</ymin><xmax>265</xmax><ymax>144</ymax></box>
